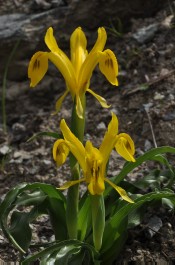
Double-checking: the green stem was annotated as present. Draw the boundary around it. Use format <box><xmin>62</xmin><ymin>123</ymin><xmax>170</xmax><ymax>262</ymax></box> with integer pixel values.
<box><xmin>91</xmin><ymin>194</ymin><xmax>105</xmax><ymax>251</ymax></box>
<box><xmin>66</xmin><ymin>95</ymin><xmax>86</xmax><ymax>239</ymax></box>
<box><xmin>2</xmin><ymin>39</ymin><xmax>20</xmax><ymax>133</ymax></box>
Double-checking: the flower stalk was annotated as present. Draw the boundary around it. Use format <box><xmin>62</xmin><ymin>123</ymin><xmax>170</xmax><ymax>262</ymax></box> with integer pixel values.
<box><xmin>66</xmin><ymin>96</ymin><xmax>86</xmax><ymax>238</ymax></box>
<box><xmin>91</xmin><ymin>194</ymin><xmax>105</xmax><ymax>251</ymax></box>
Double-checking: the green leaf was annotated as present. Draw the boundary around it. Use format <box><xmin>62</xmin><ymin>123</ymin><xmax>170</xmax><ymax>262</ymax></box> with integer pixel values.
<box><xmin>21</xmin><ymin>240</ymin><xmax>100</xmax><ymax>265</ymax></box>
<box><xmin>104</xmin><ymin>146</ymin><xmax>175</xmax><ymax>196</ymax></box>
<box><xmin>77</xmin><ymin>195</ymin><xmax>91</xmax><ymax>241</ymax></box>
<box><xmin>9</xmin><ymin>211</ymin><xmax>32</xmax><ymax>251</ymax></box>
<box><xmin>48</xmin><ymin>197</ymin><xmax>67</xmax><ymax>241</ymax></box>
<box><xmin>101</xmin><ymin>190</ymin><xmax>174</xmax><ymax>254</ymax></box>
<box><xmin>27</xmin><ymin>131</ymin><xmax>62</xmax><ymax>142</ymax></box>
<box><xmin>0</xmin><ymin>182</ymin><xmax>67</xmax><ymax>253</ymax></box>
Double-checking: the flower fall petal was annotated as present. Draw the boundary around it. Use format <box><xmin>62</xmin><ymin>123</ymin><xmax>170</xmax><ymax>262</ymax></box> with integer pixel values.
<box><xmin>98</xmin><ymin>49</ymin><xmax>118</xmax><ymax>85</ymax></box>
<box><xmin>53</xmin><ymin>139</ymin><xmax>69</xmax><ymax>166</ymax></box>
<box><xmin>28</xmin><ymin>51</ymin><xmax>48</xmax><ymax>87</ymax></box>
<box><xmin>115</xmin><ymin>133</ymin><xmax>136</xmax><ymax>162</ymax></box>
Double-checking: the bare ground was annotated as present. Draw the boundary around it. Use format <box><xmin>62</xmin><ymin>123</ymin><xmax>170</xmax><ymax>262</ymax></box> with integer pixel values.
<box><xmin>0</xmin><ymin>4</ymin><xmax>175</xmax><ymax>264</ymax></box>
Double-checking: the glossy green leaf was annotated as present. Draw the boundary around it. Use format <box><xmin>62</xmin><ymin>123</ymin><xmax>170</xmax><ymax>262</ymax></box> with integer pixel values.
<box><xmin>101</xmin><ymin>190</ymin><xmax>174</xmax><ymax>254</ymax></box>
<box><xmin>77</xmin><ymin>195</ymin><xmax>91</xmax><ymax>241</ymax></box>
<box><xmin>0</xmin><ymin>182</ymin><xmax>67</xmax><ymax>253</ymax></box>
<box><xmin>21</xmin><ymin>240</ymin><xmax>100</xmax><ymax>265</ymax></box>
<box><xmin>104</xmin><ymin>146</ymin><xmax>175</xmax><ymax>197</ymax></box>
<box><xmin>9</xmin><ymin>211</ymin><xmax>32</xmax><ymax>251</ymax></box>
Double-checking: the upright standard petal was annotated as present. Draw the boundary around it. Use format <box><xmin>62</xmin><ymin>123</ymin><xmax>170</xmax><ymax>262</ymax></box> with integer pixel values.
<box><xmin>89</xmin><ymin>27</ymin><xmax>107</xmax><ymax>56</ymax></box>
<box><xmin>60</xmin><ymin>119</ymin><xmax>86</xmax><ymax>171</ymax></box>
<box><xmin>48</xmin><ymin>52</ymin><xmax>77</xmax><ymax>96</ymax></box>
<box><xmin>98</xmin><ymin>49</ymin><xmax>118</xmax><ymax>86</ymax></box>
<box><xmin>115</xmin><ymin>133</ymin><xmax>135</xmax><ymax>162</ymax></box>
<box><xmin>70</xmin><ymin>27</ymin><xmax>87</xmax><ymax>77</ymax></box>
<box><xmin>45</xmin><ymin>27</ymin><xmax>60</xmax><ymax>53</ymax></box>
<box><xmin>78</xmin><ymin>27</ymin><xmax>107</xmax><ymax>93</ymax></box>
<box><xmin>28</xmin><ymin>51</ymin><xmax>49</xmax><ymax>87</ymax></box>
<box><xmin>53</xmin><ymin>139</ymin><xmax>69</xmax><ymax>166</ymax></box>
<box><xmin>45</xmin><ymin>27</ymin><xmax>77</xmax><ymax>95</ymax></box>
<box><xmin>99</xmin><ymin>113</ymin><xmax>119</xmax><ymax>164</ymax></box>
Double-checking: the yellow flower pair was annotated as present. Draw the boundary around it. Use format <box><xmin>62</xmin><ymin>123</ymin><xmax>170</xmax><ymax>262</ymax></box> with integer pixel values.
<box><xmin>53</xmin><ymin>113</ymin><xmax>135</xmax><ymax>203</ymax></box>
<box><xmin>28</xmin><ymin>27</ymin><xmax>118</xmax><ymax>118</ymax></box>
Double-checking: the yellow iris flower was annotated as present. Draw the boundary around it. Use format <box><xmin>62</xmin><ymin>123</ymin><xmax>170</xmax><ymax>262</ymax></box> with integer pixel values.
<box><xmin>28</xmin><ymin>27</ymin><xmax>118</xmax><ymax>118</ymax></box>
<box><xmin>53</xmin><ymin>113</ymin><xmax>135</xmax><ymax>203</ymax></box>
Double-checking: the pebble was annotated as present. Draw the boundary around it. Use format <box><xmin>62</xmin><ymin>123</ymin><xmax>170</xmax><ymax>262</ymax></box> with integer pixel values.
<box><xmin>133</xmin><ymin>23</ymin><xmax>159</xmax><ymax>44</ymax></box>
<box><xmin>145</xmin><ymin>216</ymin><xmax>163</xmax><ymax>239</ymax></box>
<box><xmin>0</xmin><ymin>145</ymin><xmax>10</xmax><ymax>155</ymax></box>
<box><xmin>154</xmin><ymin>92</ymin><xmax>165</xmax><ymax>100</ymax></box>
<box><xmin>97</xmin><ymin>122</ymin><xmax>106</xmax><ymax>130</ymax></box>
<box><xmin>144</xmin><ymin>139</ymin><xmax>152</xmax><ymax>151</ymax></box>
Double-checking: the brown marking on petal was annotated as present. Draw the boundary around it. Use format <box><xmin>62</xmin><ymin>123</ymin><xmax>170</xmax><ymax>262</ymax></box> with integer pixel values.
<box><xmin>91</xmin><ymin>161</ymin><xmax>100</xmax><ymax>182</ymax></box>
<box><xmin>33</xmin><ymin>59</ymin><xmax>40</xmax><ymax>71</ymax></box>
<box><xmin>105</xmin><ymin>59</ymin><xmax>109</xmax><ymax>67</ymax></box>
<box><xmin>56</xmin><ymin>148</ymin><xmax>61</xmax><ymax>156</ymax></box>
<box><xmin>109</xmin><ymin>59</ymin><xmax>113</xmax><ymax>69</ymax></box>
<box><xmin>33</xmin><ymin>60</ymin><xmax>38</xmax><ymax>70</ymax></box>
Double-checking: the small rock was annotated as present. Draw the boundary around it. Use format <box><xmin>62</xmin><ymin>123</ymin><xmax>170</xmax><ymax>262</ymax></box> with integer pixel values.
<box><xmin>97</xmin><ymin>122</ymin><xmax>106</xmax><ymax>130</ymax></box>
<box><xmin>163</xmin><ymin>111</ymin><xmax>175</xmax><ymax>121</ymax></box>
<box><xmin>110</xmin><ymin>108</ymin><xmax>119</xmax><ymax>115</ymax></box>
<box><xmin>168</xmin><ymin>93</ymin><xmax>174</xmax><ymax>101</ymax></box>
<box><xmin>154</xmin><ymin>92</ymin><xmax>165</xmax><ymax>100</ymax></box>
<box><xmin>0</xmin><ymin>145</ymin><xmax>10</xmax><ymax>155</ymax></box>
<box><xmin>161</xmin><ymin>15</ymin><xmax>174</xmax><ymax>28</ymax></box>
<box><xmin>145</xmin><ymin>216</ymin><xmax>162</xmax><ymax>239</ymax></box>
<box><xmin>133</xmin><ymin>23</ymin><xmax>159</xmax><ymax>44</ymax></box>
<box><xmin>43</xmin><ymin>159</ymin><xmax>52</xmax><ymax>166</ymax></box>
<box><xmin>144</xmin><ymin>139</ymin><xmax>152</xmax><ymax>151</ymax></box>
<box><xmin>13</xmin><ymin>150</ymin><xmax>31</xmax><ymax>160</ymax></box>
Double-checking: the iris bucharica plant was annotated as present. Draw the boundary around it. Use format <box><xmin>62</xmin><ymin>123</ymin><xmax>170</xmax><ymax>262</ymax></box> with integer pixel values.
<box><xmin>1</xmin><ymin>26</ymin><xmax>175</xmax><ymax>265</ymax></box>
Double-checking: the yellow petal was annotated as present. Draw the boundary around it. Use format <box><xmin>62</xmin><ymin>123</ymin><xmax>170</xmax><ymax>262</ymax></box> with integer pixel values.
<box><xmin>44</xmin><ymin>27</ymin><xmax>77</xmax><ymax>95</ymax></box>
<box><xmin>78</xmin><ymin>27</ymin><xmax>107</xmax><ymax>93</ymax></box>
<box><xmin>76</xmin><ymin>95</ymin><xmax>84</xmax><ymax>119</ymax></box>
<box><xmin>99</xmin><ymin>113</ymin><xmax>118</xmax><ymax>164</ymax></box>
<box><xmin>45</xmin><ymin>27</ymin><xmax>59</xmax><ymax>53</ymax></box>
<box><xmin>89</xmin><ymin>27</ymin><xmax>107</xmax><ymax>55</ymax></box>
<box><xmin>87</xmin><ymin>88</ymin><xmax>110</xmax><ymax>108</ymax></box>
<box><xmin>53</xmin><ymin>139</ymin><xmax>69</xmax><ymax>166</ymax></box>
<box><xmin>98</xmin><ymin>49</ymin><xmax>118</xmax><ymax>86</ymax></box>
<box><xmin>105</xmin><ymin>178</ymin><xmax>134</xmax><ymax>203</ymax></box>
<box><xmin>48</xmin><ymin>52</ymin><xmax>77</xmax><ymax>96</ymax></box>
<box><xmin>60</xmin><ymin>119</ymin><xmax>86</xmax><ymax>171</ymax></box>
<box><xmin>70</xmin><ymin>27</ymin><xmax>87</xmax><ymax>76</ymax></box>
<box><xmin>85</xmin><ymin>141</ymin><xmax>104</xmax><ymax>195</ymax></box>
<box><xmin>28</xmin><ymin>51</ymin><xmax>48</xmax><ymax>87</ymax></box>
<box><xmin>115</xmin><ymin>133</ymin><xmax>135</xmax><ymax>162</ymax></box>
<box><xmin>58</xmin><ymin>178</ymin><xmax>86</xmax><ymax>190</ymax></box>
<box><xmin>87</xmin><ymin>179</ymin><xmax>105</xmax><ymax>195</ymax></box>
<box><xmin>88</xmin><ymin>176</ymin><xmax>105</xmax><ymax>195</ymax></box>
<box><xmin>52</xmin><ymin>90</ymin><xmax>69</xmax><ymax>115</ymax></box>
